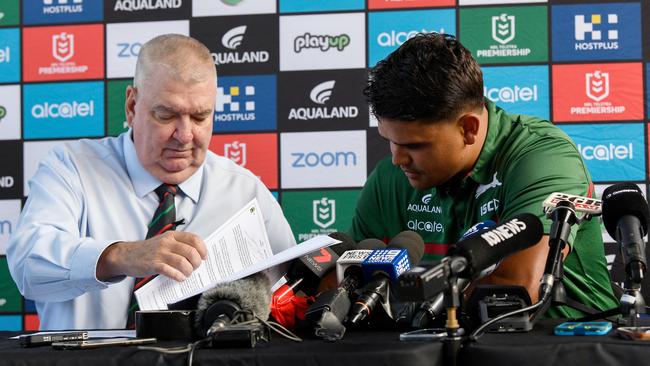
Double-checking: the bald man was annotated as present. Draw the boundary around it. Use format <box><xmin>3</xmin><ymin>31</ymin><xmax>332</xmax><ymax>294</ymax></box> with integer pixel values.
<box><xmin>7</xmin><ymin>34</ymin><xmax>296</xmax><ymax>330</ymax></box>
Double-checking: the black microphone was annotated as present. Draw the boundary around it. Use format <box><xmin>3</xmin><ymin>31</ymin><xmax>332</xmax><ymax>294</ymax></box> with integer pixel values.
<box><xmin>396</xmin><ymin>214</ymin><xmax>543</xmax><ymax>302</ymax></box>
<box><xmin>305</xmin><ymin>239</ymin><xmax>387</xmax><ymax>340</ymax></box>
<box><xmin>194</xmin><ymin>273</ymin><xmax>272</xmax><ymax>338</ymax></box>
<box><xmin>602</xmin><ymin>183</ymin><xmax>649</xmax><ymax>284</ymax></box>
<box><xmin>348</xmin><ymin>231</ymin><xmax>425</xmax><ymax>325</ymax></box>
<box><xmin>284</xmin><ymin>232</ymin><xmax>355</xmax><ymax>296</ymax></box>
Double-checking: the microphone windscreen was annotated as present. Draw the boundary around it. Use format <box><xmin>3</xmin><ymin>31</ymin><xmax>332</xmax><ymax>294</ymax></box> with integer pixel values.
<box><xmin>602</xmin><ymin>183</ymin><xmax>650</xmax><ymax>238</ymax></box>
<box><xmin>450</xmin><ymin>213</ymin><xmax>543</xmax><ymax>277</ymax></box>
<box><xmin>388</xmin><ymin>231</ymin><xmax>425</xmax><ymax>266</ymax></box>
<box><xmin>195</xmin><ymin>273</ymin><xmax>272</xmax><ymax>332</ymax></box>
<box><xmin>357</xmin><ymin>238</ymin><xmax>387</xmax><ymax>250</ymax></box>
<box><xmin>328</xmin><ymin>232</ymin><xmax>356</xmax><ymax>255</ymax></box>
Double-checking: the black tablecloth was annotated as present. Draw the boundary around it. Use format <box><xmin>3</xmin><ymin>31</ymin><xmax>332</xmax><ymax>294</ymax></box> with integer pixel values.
<box><xmin>0</xmin><ymin>330</ymin><xmax>443</xmax><ymax>366</ymax></box>
<box><xmin>460</xmin><ymin>319</ymin><xmax>650</xmax><ymax>366</ymax></box>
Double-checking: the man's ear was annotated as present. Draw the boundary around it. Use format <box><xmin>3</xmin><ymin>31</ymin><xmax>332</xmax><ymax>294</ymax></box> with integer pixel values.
<box><xmin>459</xmin><ymin>113</ymin><xmax>481</xmax><ymax>145</ymax></box>
<box><xmin>125</xmin><ymin>85</ymin><xmax>136</xmax><ymax>128</ymax></box>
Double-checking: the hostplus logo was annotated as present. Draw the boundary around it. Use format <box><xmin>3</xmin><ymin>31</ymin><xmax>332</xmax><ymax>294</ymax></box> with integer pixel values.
<box><xmin>294</xmin><ymin>33</ymin><xmax>350</xmax><ymax>53</ymax></box>
<box><xmin>113</xmin><ymin>0</ymin><xmax>182</xmax><ymax>11</ymax></box>
<box><xmin>212</xmin><ymin>25</ymin><xmax>269</xmax><ymax>65</ymax></box>
<box><xmin>38</xmin><ymin>32</ymin><xmax>89</xmax><ymax>76</ymax></box>
<box><xmin>42</xmin><ymin>0</ymin><xmax>83</xmax><ymax>14</ymax></box>
<box><xmin>571</xmin><ymin>70</ymin><xmax>625</xmax><ymax>116</ymax></box>
<box><xmin>216</xmin><ymin>85</ymin><xmax>255</xmax><ymax>122</ymax></box>
<box><xmin>313</xmin><ymin>197</ymin><xmax>336</xmax><ymax>229</ymax></box>
<box><xmin>476</xmin><ymin>13</ymin><xmax>531</xmax><ymax>58</ymax></box>
<box><xmin>288</xmin><ymin>80</ymin><xmax>359</xmax><ymax>121</ymax></box>
<box><xmin>574</xmin><ymin>13</ymin><xmax>618</xmax><ymax>51</ymax></box>
<box><xmin>407</xmin><ymin>193</ymin><xmax>442</xmax><ymax>214</ymax></box>
<box><xmin>224</xmin><ymin>141</ymin><xmax>246</xmax><ymax>166</ymax></box>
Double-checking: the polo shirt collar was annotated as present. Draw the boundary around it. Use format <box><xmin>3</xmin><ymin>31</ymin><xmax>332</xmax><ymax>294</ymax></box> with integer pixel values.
<box><xmin>468</xmin><ymin>99</ymin><xmax>508</xmax><ymax>185</ymax></box>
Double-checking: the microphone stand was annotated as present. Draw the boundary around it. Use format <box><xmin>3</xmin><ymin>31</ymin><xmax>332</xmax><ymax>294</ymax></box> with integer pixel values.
<box><xmin>442</xmin><ymin>257</ymin><xmax>467</xmax><ymax>366</ymax></box>
<box><xmin>530</xmin><ymin>201</ymin><xmax>600</xmax><ymax>324</ymax></box>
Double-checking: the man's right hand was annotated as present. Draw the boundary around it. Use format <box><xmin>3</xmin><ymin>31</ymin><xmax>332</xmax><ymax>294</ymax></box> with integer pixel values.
<box><xmin>96</xmin><ymin>231</ymin><xmax>208</xmax><ymax>282</ymax></box>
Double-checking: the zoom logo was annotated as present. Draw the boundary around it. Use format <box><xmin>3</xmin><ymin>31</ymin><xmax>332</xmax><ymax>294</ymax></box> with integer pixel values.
<box><xmin>407</xmin><ymin>219</ymin><xmax>444</xmax><ymax>233</ymax></box>
<box><xmin>291</xmin><ymin>151</ymin><xmax>357</xmax><ymax>168</ymax></box>
<box><xmin>294</xmin><ymin>33</ymin><xmax>350</xmax><ymax>53</ymax></box>
<box><xmin>117</xmin><ymin>42</ymin><xmax>141</xmax><ymax>58</ymax></box>
<box><xmin>281</xmin><ymin>130</ymin><xmax>366</xmax><ymax>189</ymax></box>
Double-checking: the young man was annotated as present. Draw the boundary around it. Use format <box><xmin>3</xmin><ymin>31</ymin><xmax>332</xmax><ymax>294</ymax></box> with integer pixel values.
<box><xmin>349</xmin><ymin>33</ymin><xmax>617</xmax><ymax>317</ymax></box>
<box><xmin>7</xmin><ymin>35</ymin><xmax>296</xmax><ymax>329</ymax></box>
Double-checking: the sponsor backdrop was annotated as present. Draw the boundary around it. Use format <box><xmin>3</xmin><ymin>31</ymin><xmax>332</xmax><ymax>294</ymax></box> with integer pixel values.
<box><xmin>0</xmin><ymin>0</ymin><xmax>649</xmax><ymax>330</ymax></box>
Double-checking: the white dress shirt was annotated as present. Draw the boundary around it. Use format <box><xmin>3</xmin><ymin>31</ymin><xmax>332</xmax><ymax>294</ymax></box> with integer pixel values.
<box><xmin>7</xmin><ymin>131</ymin><xmax>296</xmax><ymax>330</ymax></box>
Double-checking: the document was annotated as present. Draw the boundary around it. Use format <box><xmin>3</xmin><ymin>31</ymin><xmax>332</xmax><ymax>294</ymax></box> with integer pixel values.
<box><xmin>135</xmin><ymin>198</ymin><xmax>339</xmax><ymax>310</ymax></box>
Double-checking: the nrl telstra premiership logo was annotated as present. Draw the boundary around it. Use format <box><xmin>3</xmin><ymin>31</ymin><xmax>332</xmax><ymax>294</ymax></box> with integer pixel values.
<box><xmin>492</xmin><ymin>13</ymin><xmax>515</xmax><ymax>45</ymax></box>
<box><xmin>224</xmin><ymin>141</ymin><xmax>247</xmax><ymax>166</ymax></box>
<box><xmin>52</xmin><ymin>32</ymin><xmax>74</xmax><ymax>62</ymax></box>
<box><xmin>313</xmin><ymin>197</ymin><xmax>335</xmax><ymax>229</ymax></box>
<box><xmin>585</xmin><ymin>70</ymin><xmax>609</xmax><ymax>102</ymax></box>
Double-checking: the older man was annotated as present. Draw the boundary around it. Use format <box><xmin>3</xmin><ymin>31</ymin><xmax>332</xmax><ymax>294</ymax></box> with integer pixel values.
<box><xmin>8</xmin><ymin>34</ymin><xmax>295</xmax><ymax>330</ymax></box>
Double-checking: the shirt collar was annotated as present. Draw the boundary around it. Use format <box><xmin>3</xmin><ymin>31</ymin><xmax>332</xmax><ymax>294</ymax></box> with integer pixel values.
<box><xmin>468</xmin><ymin>99</ymin><xmax>507</xmax><ymax>185</ymax></box>
<box><xmin>123</xmin><ymin>129</ymin><xmax>203</xmax><ymax>203</ymax></box>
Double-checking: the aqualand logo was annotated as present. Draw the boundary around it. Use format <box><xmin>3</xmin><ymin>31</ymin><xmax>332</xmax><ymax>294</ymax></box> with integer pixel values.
<box><xmin>224</xmin><ymin>141</ymin><xmax>246</xmax><ymax>166</ymax></box>
<box><xmin>288</xmin><ymin>80</ymin><xmax>359</xmax><ymax>121</ymax></box>
<box><xmin>113</xmin><ymin>0</ymin><xmax>183</xmax><ymax>11</ymax></box>
<box><xmin>574</xmin><ymin>13</ymin><xmax>618</xmax><ymax>51</ymax></box>
<box><xmin>213</xmin><ymin>25</ymin><xmax>269</xmax><ymax>65</ymax></box>
<box><xmin>406</xmin><ymin>193</ymin><xmax>442</xmax><ymax>214</ymax></box>
<box><xmin>313</xmin><ymin>197</ymin><xmax>336</xmax><ymax>229</ymax></box>
<box><xmin>293</xmin><ymin>33</ymin><xmax>350</xmax><ymax>53</ymax></box>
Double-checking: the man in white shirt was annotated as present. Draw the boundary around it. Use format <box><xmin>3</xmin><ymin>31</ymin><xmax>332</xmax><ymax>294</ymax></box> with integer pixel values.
<box><xmin>7</xmin><ymin>34</ymin><xmax>296</xmax><ymax>330</ymax></box>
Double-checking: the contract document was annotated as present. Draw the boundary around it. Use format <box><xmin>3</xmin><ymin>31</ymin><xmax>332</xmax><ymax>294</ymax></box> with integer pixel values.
<box><xmin>135</xmin><ymin>198</ymin><xmax>339</xmax><ymax>310</ymax></box>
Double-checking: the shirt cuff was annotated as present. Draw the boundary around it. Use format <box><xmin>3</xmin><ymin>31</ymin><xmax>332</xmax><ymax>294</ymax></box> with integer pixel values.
<box><xmin>70</xmin><ymin>239</ymin><xmax>125</xmax><ymax>292</ymax></box>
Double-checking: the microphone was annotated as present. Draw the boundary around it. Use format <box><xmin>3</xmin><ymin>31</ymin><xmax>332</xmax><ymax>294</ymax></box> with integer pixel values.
<box><xmin>543</xmin><ymin>192</ymin><xmax>602</xmax><ymax>215</ymax></box>
<box><xmin>194</xmin><ymin>273</ymin><xmax>272</xmax><ymax>338</ymax></box>
<box><xmin>602</xmin><ymin>183</ymin><xmax>649</xmax><ymax>285</ymax></box>
<box><xmin>304</xmin><ymin>239</ymin><xmax>387</xmax><ymax>340</ymax></box>
<box><xmin>396</xmin><ymin>214</ymin><xmax>544</xmax><ymax>302</ymax></box>
<box><xmin>270</xmin><ymin>232</ymin><xmax>355</xmax><ymax>329</ymax></box>
<box><xmin>348</xmin><ymin>231</ymin><xmax>425</xmax><ymax>325</ymax></box>
<box><xmin>409</xmin><ymin>221</ymin><xmax>496</xmax><ymax>329</ymax></box>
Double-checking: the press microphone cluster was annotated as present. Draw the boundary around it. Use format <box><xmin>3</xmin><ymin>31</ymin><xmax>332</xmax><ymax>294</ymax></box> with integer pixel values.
<box><xmin>396</xmin><ymin>213</ymin><xmax>544</xmax><ymax>302</ymax></box>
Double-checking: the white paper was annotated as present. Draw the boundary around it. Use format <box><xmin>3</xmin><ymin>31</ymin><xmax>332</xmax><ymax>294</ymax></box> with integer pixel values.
<box><xmin>135</xmin><ymin>198</ymin><xmax>340</xmax><ymax>310</ymax></box>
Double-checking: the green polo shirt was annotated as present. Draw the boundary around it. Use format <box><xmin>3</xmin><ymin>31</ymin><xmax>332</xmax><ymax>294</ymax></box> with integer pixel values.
<box><xmin>349</xmin><ymin>100</ymin><xmax>617</xmax><ymax>317</ymax></box>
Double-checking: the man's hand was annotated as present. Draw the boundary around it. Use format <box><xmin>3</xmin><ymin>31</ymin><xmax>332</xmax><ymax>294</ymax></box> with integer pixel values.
<box><xmin>96</xmin><ymin>231</ymin><xmax>208</xmax><ymax>282</ymax></box>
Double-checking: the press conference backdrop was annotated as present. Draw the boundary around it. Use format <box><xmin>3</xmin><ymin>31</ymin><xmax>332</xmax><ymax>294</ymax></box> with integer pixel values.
<box><xmin>0</xmin><ymin>0</ymin><xmax>648</xmax><ymax>331</ymax></box>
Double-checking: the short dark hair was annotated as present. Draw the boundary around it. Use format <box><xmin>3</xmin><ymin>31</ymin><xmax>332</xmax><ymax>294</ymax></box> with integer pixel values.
<box><xmin>364</xmin><ymin>33</ymin><xmax>484</xmax><ymax>123</ymax></box>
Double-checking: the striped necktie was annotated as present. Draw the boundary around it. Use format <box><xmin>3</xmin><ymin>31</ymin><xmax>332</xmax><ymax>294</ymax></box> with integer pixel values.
<box><xmin>127</xmin><ymin>183</ymin><xmax>182</xmax><ymax>328</ymax></box>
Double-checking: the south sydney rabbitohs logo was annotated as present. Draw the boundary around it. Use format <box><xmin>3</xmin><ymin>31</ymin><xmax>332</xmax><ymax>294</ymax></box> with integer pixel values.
<box><xmin>288</xmin><ymin>80</ymin><xmax>359</xmax><ymax>120</ymax></box>
<box><xmin>224</xmin><ymin>141</ymin><xmax>246</xmax><ymax>166</ymax></box>
<box><xmin>213</xmin><ymin>25</ymin><xmax>270</xmax><ymax>65</ymax></box>
<box><xmin>406</xmin><ymin>193</ymin><xmax>442</xmax><ymax>213</ymax></box>
<box><xmin>313</xmin><ymin>197</ymin><xmax>336</xmax><ymax>229</ymax></box>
